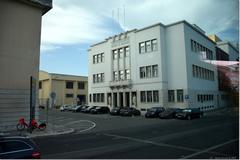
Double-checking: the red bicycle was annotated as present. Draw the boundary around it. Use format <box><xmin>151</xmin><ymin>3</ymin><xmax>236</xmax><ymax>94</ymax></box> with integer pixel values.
<box><xmin>16</xmin><ymin>118</ymin><xmax>46</xmax><ymax>131</ymax></box>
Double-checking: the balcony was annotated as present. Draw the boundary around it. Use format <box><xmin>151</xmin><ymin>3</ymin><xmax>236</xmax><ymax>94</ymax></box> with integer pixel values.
<box><xmin>109</xmin><ymin>79</ymin><xmax>132</xmax><ymax>88</ymax></box>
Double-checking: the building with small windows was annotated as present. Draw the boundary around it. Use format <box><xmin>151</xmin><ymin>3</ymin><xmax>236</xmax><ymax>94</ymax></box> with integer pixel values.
<box><xmin>39</xmin><ymin>71</ymin><xmax>88</xmax><ymax>107</ymax></box>
<box><xmin>88</xmin><ymin>20</ymin><xmax>227</xmax><ymax>112</ymax></box>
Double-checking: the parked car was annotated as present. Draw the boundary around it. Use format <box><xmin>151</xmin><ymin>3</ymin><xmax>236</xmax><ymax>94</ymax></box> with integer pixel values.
<box><xmin>91</xmin><ymin>106</ymin><xmax>110</xmax><ymax>114</ymax></box>
<box><xmin>60</xmin><ymin>105</ymin><xmax>70</xmax><ymax>112</ymax></box>
<box><xmin>79</xmin><ymin>105</ymin><xmax>89</xmax><ymax>112</ymax></box>
<box><xmin>0</xmin><ymin>136</ymin><xmax>41</xmax><ymax>159</ymax></box>
<box><xmin>120</xmin><ymin>107</ymin><xmax>141</xmax><ymax>116</ymax></box>
<box><xmin>67</xmin><ymin>105</ymin><xmax>77</xmax><ymax>111</ymax></box>
<box><xmin>175</xmin><ymin>108</ymin><xmax>203</xmax><ymax>120</ymax></box>
<box><xmin>82</xmin><ymin>106</ymin><xmax>96</xmax><ymax>113</ymax></box>
<box><xmin>145</xmin><ymin>107</ymin><xmax>165</xmax><ymax>118</ymax></box>
<box><xmin>159</xmin><ymin>108</ymin><xmax>182</xmax><ymax>119</ymax></box>
<box><xmin>72</xmin><ymin>105</ymin><xmax>83</xmax><ymax>112</ymax></box>
<box><xmin>110</xmin><ymin>107</ymin><xmax>121</xmax><ymax>115</ymax></box>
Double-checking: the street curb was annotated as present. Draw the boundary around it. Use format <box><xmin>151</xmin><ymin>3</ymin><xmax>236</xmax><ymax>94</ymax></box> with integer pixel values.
<box><xmin>28</xmin><ymin>128</ymin><xmax>75</xmax><ymax>138</ymax></box>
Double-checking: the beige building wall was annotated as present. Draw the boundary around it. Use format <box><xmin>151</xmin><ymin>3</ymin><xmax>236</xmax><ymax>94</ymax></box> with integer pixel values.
<box><xmin>39</xmin><ymin>71</ymin><xmax>88</xmax><ymax>107</ymax></box>
<box><xmin>0</xmin><ymin>0</ymin><xmax>52</xmax><ymax>130</ymax></box>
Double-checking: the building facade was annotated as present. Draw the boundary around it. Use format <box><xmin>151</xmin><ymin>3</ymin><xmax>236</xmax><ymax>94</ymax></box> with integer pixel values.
<box><xmin>88</xmin><ymin>20</ymin><xmax>220</xmax><ymax>112</ymax></box>
<box><xmin>0</xmin><ymin>0</ymin><xmax>52</xmax><ymax>130</ymax></box>
<box><xmin>39</xmin><ymin>71</ymin><xmax>88</xmax><ymax>107</ymax></box>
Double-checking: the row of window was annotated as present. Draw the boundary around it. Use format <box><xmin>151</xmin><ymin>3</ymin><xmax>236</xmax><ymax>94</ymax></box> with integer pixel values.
<box><xmin>113</xmin><ymin>69</ymin><xmax>130</xmax><ymax>81</ymax></box>
<box><xmin>65</xmin><ymin>81</ymin><xmax>85</xmax><ymax>89</ymax></box>
<box><xmin>191</xmin><ymin>39</ymin><xmax>213</xmax><ymax>60</ymax></box>
<box><xmin>221</xmin><ymin>95</ymin><xmax>229</xmax><ymax>100</ymax></box>
<box><xmin>90</xmin><ymin>93</ymin><xmax>104</xmax><ymax>103</ymax></box>
<box><xmin>93</xmin><ymin>73</ymin><xmax>104</xmax><ymax>83</ymax></box>
<box><xmin>200</xmin><ymin>105</ymin><xmax>214</xmax><ymax>110</ymax></box>
<box><xmin>192</xmin><ymin>65</ymin><xmax>214</xmax><ymax>81</ymax></box>
<box><xmin>113</xmin><ymin>46</ymin><xmax>129</xmax><ymax>60</ymax></box>
<box><xmin>140</xmin><ymin>65</ymin><xmax>158</xmax><ymax>79</ymax></box>
<box><xmin>139</xmin><ymin>39</ymin><xmax>157</xmax><ymax>53</ymax></box>
<box><xmin>168</xmin><ymin>90</ymin><xmax>184</xmax><ymax>102</ymax></box>
<box><xmin>197</xmin><ymin>94</ymin><xmax>214</xmax><ymax>102</ymax></box>
<box><xmin>93</xmin><ymin>53</ymin><xmax>104</xmax><ymax>64</ymax></box>
<box><xmin>140</xmin><ymin>90</ymin><xmax>159</xmax><ymax>103</ymax></box>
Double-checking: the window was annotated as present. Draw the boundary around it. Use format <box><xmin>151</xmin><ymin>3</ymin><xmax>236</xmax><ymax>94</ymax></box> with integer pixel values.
<box><xmin>39</xmin><ymin>81</ymin><xmax>42</xmax><ymax>89</ymax></box>
<box><xmin>140</xmin><ymin>67</ymin><xmax>146</xmax><ymax>78</ymax></box>
<box><xmin>66</xmin><ymin>81</ymin><xmax>73</xmax><ymax>89</ymax></box>
<box><xmin>93</xmin><ymin>94</ymin><xmax>96</xmax><ymax>102</ymax></box>
<box><xmin>97</xmin><ymin>94</ymin><xmax>100</xmax><ymax>102</ymax></box>
<box><xmin>78</xmin><ymin>82</ymin><xmax>84</xmax><ymax>89</ymax></box>
<box><xmin>113</xmin><ymin>50</ymin><xmax>118</xmax><ymax>59</ymax></box>
<box><xmin>177</xmin><ymin>90</ymin><xmax>183</xmax><ymax>102</ymax></box>
<box><xmin>113</xmin><ymin>71</ymin><xmax>118</xmax><ymax>81</ymax></box>
<box><xmin>124</xmin><ymin>47</ymin><xmax>129</xmax><ymax>57</ymax></box>
<box><xmin>146</xmin><ymin>66</ymin><xmax>152</xmax><ymax>78</ymax></box>
<box><xmin>119</xmin><ymin>48</ymin><xmax>124</xmax><ymax>58</ymax></box>
<box><xmin>146</xmin><ymin>41</ymin><xmax>151</xmax><ymax>52</ymax></box>
<box><xmin>0</xmin><ymin>141</ymin><xmax>31</xmax><ymax>152</ymax></box>
<box><xmin>66</xmin><ymin>94</ymin><xmax>74</xmax><ymax>98</ymax></box>
<box><xmin>140</xmin><ymin>91</ymin><xmax>146</xmax><ymax>102</ymax></box>
<box><xmin>93</xmin><ymin>73</ymin><xmax>104</xmax><ymax>83</ymax></box>
<box><xmin>97</xmin><ymin>74</ymin><xmax>101</xmax><ymax>82</ymax></box>
<box><xmin>119</xmin><ymin>70</ymin><xmax>124</xmax><ymax>80</ymax></box>
<box><xmin>89</xmin><ymin>94</ymin><xmax>92</xmax><ymax>102</ymax></box>
<box><xmin>147</xmin><ymin>91</ymin><xmax>152</xmax><ymax>102</ymax></box>
<box><xmin>192</xmin><ymin>65</ymin><xmax>214</xmax><ymax>81</ymax></box>
<box><xmin>168</xmin><ymin>90</ymin><xmax>175</xmax><ymax>102</ymax></box>
<box><xmin>101</xmin><ymin>93</ymin><xmax>104</xmax><ymax>102</ymax></box>
<box><xmin>153</xmin><ymin>90</ymin><xmax>159</xmax><ymax>102</ymax></box>
<box><xmin>101</xmin><ymin>53</ymin><xmax>104</xmax><ymax>62</ymax></box>
<box><xmin>125</xmin><ymin>69</ymin><xmax>130</xmax><ymax>80</ymax></box>
<box><xmin>101</xmin><ymin>73</ymin><xmax>104</xmax><ymax>82</ymax></box>
<box><xmin>152</xmin><ymin>65</ymin><xmax>158</xmax><ymax>77</ymax></box>
<box><xmin>139</xmin><ymin>42</ymin><xmax>145</xmax><ymax>53</ymax></box>
<box><xmin>152</xmin><ymin>39</ymin><xmax>157</xmax><ymax>51</ymax></box>
<box><xmin>93</xmin><ymin>55</ymin><xmax>96</xmax><ymax>64</ymax></box>
<box><xmin>97</xmin><ymin>54</ymin><xmax>101</xmax><ymax>63</ymax></box>
<box><xmin>191</xmin><ymin>40</ymin><xmax>194</xmax><ymax>51</ymax></box>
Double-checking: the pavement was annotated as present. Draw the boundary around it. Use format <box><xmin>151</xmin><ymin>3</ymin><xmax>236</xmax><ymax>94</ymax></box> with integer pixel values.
<box><xmin>0</xmin><ymin>123</ymin><xmax>74</xmax><ymax>138</ymax></box>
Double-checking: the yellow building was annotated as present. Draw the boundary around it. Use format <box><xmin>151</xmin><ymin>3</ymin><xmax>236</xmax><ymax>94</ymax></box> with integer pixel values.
<box><xmin>39</xmin><ymin>71</ymin><xmax>88</xmax><ymax>107</ymax></box>
<box><xmin>0</xmin><ymin>0</ymin><xmax>52</xmax><ymax>130</ymax></box>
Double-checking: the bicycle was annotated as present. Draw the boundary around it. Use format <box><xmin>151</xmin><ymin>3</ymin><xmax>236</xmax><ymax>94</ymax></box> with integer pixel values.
<box><xmin>16</xmin><ymin>118</ymin><xmax>46</xmax><ymax>131</ymax></box>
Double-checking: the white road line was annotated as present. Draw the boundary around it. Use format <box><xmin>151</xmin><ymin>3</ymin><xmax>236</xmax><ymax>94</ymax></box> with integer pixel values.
<box><xmin>103</xmin><ymin>133</ymin><xmax>230</xmax><ymax>157</ymax></box>
<box><xmin>181</xmin><ymin>138</ymin><xmax>239</xmax><ymax>159</ymax></box>
<box><xmin>65</xmin><ymin>120</ymin><xmax>96</xmax><ymax>133</ymax></box>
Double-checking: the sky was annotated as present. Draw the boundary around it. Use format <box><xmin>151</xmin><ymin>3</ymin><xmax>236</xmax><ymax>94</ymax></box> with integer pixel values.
<box><xmin>40</xmin><ymin>0</ymin><xmax>239</xmax><ymax>76</ymax></box>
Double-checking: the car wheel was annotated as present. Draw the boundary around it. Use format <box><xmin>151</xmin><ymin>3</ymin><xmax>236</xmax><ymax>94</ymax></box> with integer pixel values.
<box><xmin>187</xmin><ymin>115</ymin><xmax>191</xmax><ymax>120</ymax></box>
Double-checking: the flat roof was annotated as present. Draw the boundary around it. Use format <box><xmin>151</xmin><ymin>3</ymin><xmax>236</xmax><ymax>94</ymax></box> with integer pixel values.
<box><xmin>217</xmin><ymin>41</ymin><xmax>239</xmax><ymax>52</ymax></box>
<box><xmin>90</xmin><ymin>20</ymin><xmax>216</xmax><ymax>48</ymax></box>
<box><xmin>19</xmin><ymin>0</ymin><xmax>52</xmax><ymax>15</ymax></box>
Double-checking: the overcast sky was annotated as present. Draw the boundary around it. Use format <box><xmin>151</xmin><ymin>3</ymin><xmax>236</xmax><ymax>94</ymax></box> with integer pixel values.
<box><xmin>40</xmin><ymin>0</ymin><xmax>239</xmax><ymax>76</ymax></box>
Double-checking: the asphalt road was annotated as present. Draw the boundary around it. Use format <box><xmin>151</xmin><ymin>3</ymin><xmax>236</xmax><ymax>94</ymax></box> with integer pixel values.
<box><xmin>34</xmin><ymin>108</ymin><xmax>239</xmax><ymax>159</ymax></box>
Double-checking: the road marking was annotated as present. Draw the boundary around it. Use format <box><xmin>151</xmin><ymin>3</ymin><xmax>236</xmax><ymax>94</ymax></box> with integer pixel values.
<box><xmin>65</xmin><ymin>120</ymin><xmax>96</xmax><ymax>134</ymax></box>
<box><xmin>103</xmin><ymin>133</ymin><xmax>230</xmax><ymax>157</ymax></box>
<box><xmin>181</xmin><ymin>138</ymin><xmax>239</xmax><ymax>159</ymax></box>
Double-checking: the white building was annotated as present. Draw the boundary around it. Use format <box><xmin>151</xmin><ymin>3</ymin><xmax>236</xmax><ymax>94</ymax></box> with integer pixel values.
<box><xmin>88</xmin><ymin>20</ymin><xmax>220</xmax><ymax>112</ymax></box>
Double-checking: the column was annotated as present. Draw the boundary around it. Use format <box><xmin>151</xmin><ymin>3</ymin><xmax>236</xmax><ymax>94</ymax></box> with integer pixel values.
<box><xmin>130</xmin><ymin>92</ymin><xmax>132</xmax><ymax>107</ymax></box>
<box><xmin>111</xmin><ymin>92</ymin><xmax>114</xmax><ymax>108</ymax></box>
<box><xmin>117</xmin><ymin>91</ymin><xmax>120</xmax><ymax>107</ymax></box>
<box><xmin>123</xmin><ymin>91</ymin><xmax>126</xmax><ymax>107</ymax></box>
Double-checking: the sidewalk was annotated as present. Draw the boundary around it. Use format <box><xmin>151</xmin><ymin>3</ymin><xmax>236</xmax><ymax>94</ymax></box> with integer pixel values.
<box><xmin>0</xmin><ymin>123</ymin><xmax>74</xmax><ymax>138</ymax></box>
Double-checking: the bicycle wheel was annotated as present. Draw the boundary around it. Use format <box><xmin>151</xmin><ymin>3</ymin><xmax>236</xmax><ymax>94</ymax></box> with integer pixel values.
<box><xmin>16</xmin><ymin>124</ymin><xmax>25</xmax><ymax>131</ymax></box>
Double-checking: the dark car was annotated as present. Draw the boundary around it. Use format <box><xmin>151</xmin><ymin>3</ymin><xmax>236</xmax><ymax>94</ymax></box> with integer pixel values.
<box><xmin>120</xmin><ymin>107</ymin><xmax>141</xmax><ymax>116</ymax></box>
<box><xmin>175</xmin><ymin>108</ymin><xmax>203</xmax><ymax>120</ymax></box>
<box><xmin>110</xmin><ymin>107</ymin><xmax>121</xmax><ymax>115</ymax></box>
<box><xmin>0</xmin><ymin>136</ymin><xmax>41</xmax><ymax>159</ymax></box>
<box><xmin>145</xmin><ymin>107</ymin><xmax>165</xmax><ymax>118</ymax></box>
<box><xmin>91</xmin><ymin>106</ymin><xmax>110</xmax><ymax>114</ymax></box>
<box><xmin>159</xmin><ymin>108</ymin><xmax>182</xmax><ymax>119</ymax></box>
<box><xmin>82</xmin><ymin>106</ymin><xmax>96</xmax><ymax>113</ymax></box>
